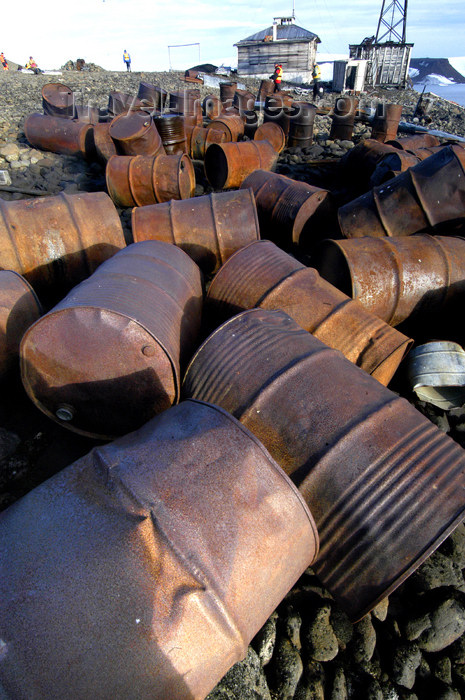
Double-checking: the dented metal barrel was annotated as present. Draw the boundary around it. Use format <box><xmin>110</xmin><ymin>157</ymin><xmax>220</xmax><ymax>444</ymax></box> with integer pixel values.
<box><xmin>0</xmin><ymin>399</ymin><xmax>318</xmax><ymax>700</ymax></box>
<box><xmin>313</xmin><ymin>235</ymin><xmax>465</xmax><ymax>327</ymax></box>
<box><xmin>108</xmin><ymin>91</ymin><xmax>146</xmax><ymax>116</ymax></box>
<box><xmin>258</xmin><ymin>79</ymin><xmax>275</xmax><ymax>101</ymax></box>
<box><xmin>288</xmin><ymin>102</ymin><xmax>316</xmax><ymax>149</ymax></box>
<box><xmin>254</xmin><ymin>122</ymin><xmax>286</xmax><ymax>153</ymax></box>
<box><xmin>387</xmin><ymin>134</ymin><xmax>440</xmax><ymax>151</ymax></box>
<box><xmin>329</xmin><ymin>96</ymin><xmax>358</xmax><ymax>141</ymax></box>
<box><xmin>202</xmin><ymin>94</ymin><xmax>222</xmax><ymax>120</ymax></box>
<box><xmin>185</xmin><ymin>125</ymin><xmax>226</xmax><ymax>160</ymax></box>
<box><xmin>24</xmin><ymin>113</ymin><xmax>95</xmax><ymax>158</ymax></box>
<box><xmin>408</xmin><ymin>341</ymin><xmax>465</xmax><ymax>410</ymax></box>
<box><xmin>264</xmin><ymin>94</ymin><xmax>293</xmax><ymax>139</ymax></box>
<box><xmin>106</xmin><ymin>153</ymin><xmax>195</xmax><ymax>207</ymax></box>
<box><xmin>220</xmin><ymin>82</ymin><xmax>237</xmax><ymax>110</ymax></box>
<box><xmin>132</xmin><ymin>189</ymin><xmax>260</xmax><ymax>275</ymax></box>
<box><xmin>0</xmin><ymin>192</ymin><xmax>125</xmax><ymax>303</ymax></box>
<box><xmin>205</xmin><ymin>141</ymin><xmax>278</xmax><ymax>190</ymax></box>
<box><xmin>137</xmin><ymin>81</ymin><xmax>168</xmax><ymax>110</ymax></box>
<box><xmin>109</xmin><ymin>113</ymin><xmax>165</xmax><ymax>157</ymax></box>
<box><xmin>240</xmin><ymin>169</ymin><xmax>335</xmax><ymax>251</ymax></box>
<box><xmin>369</xmin><ymin>150</ymin><xmax>421</xmax><ymax>186</ymax></box>
<box><xmin>21</xmin><ymin>241</ymin><xmax>202</xmax><ymax>439</ymax></box>
<box><xmin>154</xmin><ymin>114</ymin><xmax>187</xmax><ymax>155</ymax></box>
<box><xmin>183</xmin><ymin>308</ymin><xmax>465</xmax><ymax>621</ymax></box>
<box><xmin>371</xmin><ymin>103</ymin><xmax>403</xmax><ymax>142</ymax></box>
<box><xmin>206</xmin><ymin>240</ymin><xmax>411</xmax><ymax>385</ymax></box>
<box><xmin>42</xmin><ymin>82</ymin><xmax>74</xmax><ymax>118</ymax></box>
<box><xmin>93</xmin><ymin>122</ymin><xmax>118</xmax><ymax>163</ymax></box>
<box><xmin>338</xmin><ymin>145</ymin><xmax>465</xmax><ymax>238</ymax></box>
<box><xmin>0</xmin><ymin>271</ymin><xmax>42</xmax><ymax>379</ymax></box>
<box><xmin>206</xmin><ymin>114</ymin><xmax>245</xmax><ymax>142</ymax></box>
<box><xmin>169</xmin><ymin>89</ymin><xmax>202</xmax><ymax>127</ymax></box>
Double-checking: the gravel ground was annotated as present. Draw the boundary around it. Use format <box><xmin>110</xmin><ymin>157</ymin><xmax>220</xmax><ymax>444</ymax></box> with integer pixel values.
<box><xmin>2</xmin><ymin>68</ymin><xmax>465</xmax><ymax>700</ymax></box>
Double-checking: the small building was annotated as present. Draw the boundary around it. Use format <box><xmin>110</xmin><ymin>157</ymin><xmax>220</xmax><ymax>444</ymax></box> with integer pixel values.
<box><xmin>235</xmin><ymin>16</ymin><xmax>320</xmax><ymax>84</ymax></box>
<box><xmin>332</xmin><ymin>59</ymin><xmax>368</xmax><ymax>93</ymax></box>
<box><xmin>349</xmin><ymin>39</ymin><xmax>413</xmax><ymax>88</ymax></box>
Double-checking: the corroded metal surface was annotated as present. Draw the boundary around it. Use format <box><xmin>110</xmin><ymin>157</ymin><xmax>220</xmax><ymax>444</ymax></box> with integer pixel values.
<box><xmin>338</xmin><ymin>145</ymin><xmax>465</xmax><ymax>238</ymax></box>
<box><xmin>257</xmin><ymin>79</ymin><xmax>275</xmax><ymax>101</ymax></box>
<box><xmin>109</xmin><ymin>113</ymin><xmax>165</xmax><ymax>157</ymax></box>
<box><xmin>288</xmin><ymin>102</ymin><xmax>316</xmax><ymax>149</ymax></box>
<box><xmin>233</xmin><ymin>89</ymin><xmax>255</xmax><ymax>113</ymax></box>
<box><xmin>254</xmin><ymin>122</ymin><xmax>286</xmax><ymax>153</ymax></box>
<box><xmin>387</xmin><ymin>134</ymin><xmax>440</xmax><ymax>151</ymax></box>
<box><xmin>220</xmin><ymin>82</ymin><xmax>237</xmax><ymax>110</ymax></box>
<box><xmin>154</xmin><ymin>114</ymin><xmax>188</xmax><ymax>155</ymax></box>
<box><xmin>185</xmin><ymin>125</ymin><xmax>226</xmax><ymax>160</ymax></box>
<box><xmin>132</xmin><ymin>189</ymin><xmax>260</xmax><ymax>275</ymax></box>
<box><xmin>369</xmin><ymin>150</ymin><xmax>421</xmax><ymax>186</ymax></box>
<box><xmin>0</xmin><ymin>399</ymin><xmax>318</xmax><ymax>699</ymax></box>
<box><xmin>21</xmin><ymin>240</ymin><xmax>202</xmax><ymax>439</ymax></box>
<box><xmin>240</xmin><ymin>169</ymin><xmax>335</xmax><ymax>251</ymax></box>
<box><xmin>106</xmin><ymin>153</ymin><xmax>195</xmax><ymax>207</ymax></box>
<box><xmin>0</xmin><ymin>192</ymin><xmax>125</xmax><ymax>303</ymax></box>
<box><xmin>108</xmin><ymin>91</ymin><xmax>146</xmax><ymax>116</ymax></box>
<box><xmin>183</xmin><ymin>308</ymin><xmax>465</xmax><ymax>621</ymax></box>
<box><xmin>93</xmin><ymin>122</ymin><xmax>118</xmax><ymax>163</ymax></box>
<box><xmin>42</xmin><ymin>82</ymin><xmax>74</xmax><ymax>118</ymax></box>
<box><xmin>24</xmin><ymin>113</ymin><xmax>95</xmax><ymax>158</ymax></box>
<box><xmin>0</xmin><ymin>271</ymin><xmax>42</xmax><ymax>379</ymax></box>
<box><xmin>206</xmin><ymin>240</ymin><xmax>411</xmax><ymax>385</ymax></box>
<box><xmin>329</xmin><ymin>96</ymin><xmax>358</xmax><ymax>141</ymax></box>
<box><xmin>204</xmin><ymin>141</ymin><xmax>278</xmax><ymax>190</ymax></box>
<box><xmin>137</xmin><ymin>81</ymin><xmax>168</xmax><ymax>110</ymax></box>
<box><xmin>264</xmin><ymin>94</ymin><xmax>293</xmax><ymax>139</ymax></box>
<box><xmin>313</xmin><ymin>235</ymin><xmax>465</xmax><ymax>327</ymax></box>
<box><xmin>340</xmin><ymin>138</ymin><xmax>405</xmax><ymax>185</ymax></box>
<box><xmin>169</xmin><ymin>89</ymin><xmax>202</xmax><ymax>127</ymax></box>
<box><xmin>371</xmin><ymin>103</ymin><xmax>403</xmax><ymax>142</ymax></box>
<box><xmin>206</xmin><ymin>115</ymin><xmax>245</xmax><ymax>142</ymax></box>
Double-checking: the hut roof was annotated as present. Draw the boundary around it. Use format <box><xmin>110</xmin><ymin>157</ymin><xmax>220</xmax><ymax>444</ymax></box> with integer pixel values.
<box><xmin>236</xmin><ymin>23</ymin><xmax>320</xmax><ymax>45</ymax></box>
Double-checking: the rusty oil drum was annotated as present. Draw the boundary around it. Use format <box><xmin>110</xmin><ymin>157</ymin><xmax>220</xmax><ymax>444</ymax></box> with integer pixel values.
<box><xmin>132</xmin><ymin>189</ymin><xmax>260</xmax><ymax>276</ymax></box>
<box><xmin>371</xmin><ymin>103</ymin><xmax>403</xmax><ymax>142</ymax></box>
<box><xmin>24</xmin><ymin>113</ymin><xmax>95</xmax><ymax>158</ymax></box>
<box><xmin>219</xmin><ymin>81</ymin><xmax>237</xmax><ymax>110</ymax></box>
<box><xmin>204</xmin><ymin>141</ymin><xmax>278</xmax><ymax>190</ymax></box>
<box><xmin>109</xmin><ymin>112</ymin><xmax>165</xmax><ymax>157</ymax></box>
<box><xmin>329</xmin><ymin>96</ymin><xmax>358</xmax><ymax>141</ymax></box>
<box><xmin>313</xmin><ymin>234</ymin><xmax>465</xmax><ymax>327</ymax></box>
<box><xmin>206</xmin><ymin>114</ymin><xmax>245</xmax><ymax>142</ymax></box>
<box><xmin>0</xmin><ymin>399</ymin><xmax>318</xmax><ymax>700</ymax></box>
<box><xmin>106</xmin><ymin>153</ymin><xmax>195</xmax><ymax>207</ymax></box>
<box><xmin>257</xmin><ymin>79</ymin><xmax>275</xmax><ymax>101</ymax></box>
<box><xmin>0</xmin><ymin>271</ymin><xmax>42</xmax><ymax>379</ymax></box>
<box><xmin>253</xmin><ymin>122</ymin><xmax>286</xmax><ymax>153</ymax></box>
<box><xmin>240</xmin><ymin>169</ymin><xmax>335</xmax><ymax>251</ymax></box>
<box><xmin>369</xmin><ymin>149</ymin><xmax>421</xmax><ymax>186</ymax></box>
<box><xmin>137</xmin><ymin>81</ymin><xmax>168</xmax><ymax>110</ymax></box>
<box><xmin>288</xmin><ymin>101</ymin><xmax>316</xmax><ymax>149</ymax></box>
<box><xmin>264</xmin><ymin>94</ymin><xmax>293</xmax><ymax>139</ymax></box>
<box><xmin>339</xmin><ymin>138</ymin><xmax>405</xmax><ymax>184</ymax></box>
<box><xmin>42</xmin><ymin>82</ymin><xmax>74</xmax><ymax>118</ymax></box>
<box><xmin>183</xmin><ymin>308</ymin><xmax>465</xmax><ymax>621</ymax></box>
<box><xmin>185</xmin><ymin>125</ymin><xmax>226</xmax><ymax>160</ymax></box>
<box><xmin>338</xmin><ymin>145</ymin><xmax>465</xmax><ymax>239</ymax></box>
<box><xmin>202</xmin><ymin>94</ymin><xmax>222</xmax><ymax>120</ymax></box>
<box><xmin>108</xmin><ymin>91</ymin><xmax>146</xmax><ymax>116</ymax></box>
<box><xmin>0</xmin><ymin>192</ymin><xmax>125</xmax><ymax>303</ymax></box>
<box><xmin>154</xmin><ymin>114</ymin><xmax>187</xmax><ymax>155</ymax></box>
<box><xmin>20</xmin><ymin>240</ymin><xmax>203</xmax><ymax>440</ymax></box>
<box><xmin>206</xmin><ymin>240</ymin><xmax>412</xmax><ymax>385</ymax></box>
<box><xmin>93</xmin><ymin>122</ymin><xmax>118</xmax><ymax>163</ymax></box>
<box><xmin>387</xmin><ymin>134</ymin><xmax>440</xmax><ymax>151</ymax></box>
<box><xmin>169</xmin><ymin>89</ymin><xmax>202</xmax><ymax>127</ymax></box>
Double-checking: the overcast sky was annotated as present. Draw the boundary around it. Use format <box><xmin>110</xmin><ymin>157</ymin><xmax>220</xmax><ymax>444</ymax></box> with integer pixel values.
<box><xmin>2</xmin><ymin>0</ymin><xmax>464</xmax><ymax>71</ymax></box>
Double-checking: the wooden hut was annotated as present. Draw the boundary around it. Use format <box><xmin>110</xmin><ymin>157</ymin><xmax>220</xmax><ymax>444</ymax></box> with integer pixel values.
<box><xmin>235</xmin><ymin>16</ymin><xmax>321</xmax><ymax>84</ymax></box>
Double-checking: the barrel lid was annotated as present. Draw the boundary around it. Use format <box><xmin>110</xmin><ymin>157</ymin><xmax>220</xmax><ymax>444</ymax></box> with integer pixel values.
<box><xmin>41</xmin><ymin>82</ymin><xmax>73</xmax><ymax>107</ymax></box>
<box><xmin>110</xmin><ymin>112</ymin><xmax>152</xmax><ymax>142</ymax></box>
<box><xmin>21</xmin><ymin>307</ymin><xmax>177</xmax><ymax>439</ymax></box>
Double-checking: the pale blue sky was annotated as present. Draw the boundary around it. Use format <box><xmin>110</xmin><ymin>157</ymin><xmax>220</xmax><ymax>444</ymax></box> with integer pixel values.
<box><xmin>2</xmin><ymin>0</ymin><xmax>464</xmax><ymax>71</ymax></box>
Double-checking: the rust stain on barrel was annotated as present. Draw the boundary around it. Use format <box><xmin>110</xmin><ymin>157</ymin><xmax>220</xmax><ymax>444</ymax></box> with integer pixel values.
<box><xmin>204</xmin><ymin>141</ymin><xmax>278</xmax><ymax>190</ymax></box>
<box><xmin>0</xmin><ymin>271</ymin><xmax>42</xmax><ymax>378</ymax></box>
<box><xmin>24</xmin><ymin>113</ymin><xmax>95</xmax><ymax>158</ymax></box>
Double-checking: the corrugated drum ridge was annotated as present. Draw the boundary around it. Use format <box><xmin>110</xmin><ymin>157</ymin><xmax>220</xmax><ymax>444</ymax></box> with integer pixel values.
<box><xmin>272</xmin><ymin>186</ymin><xmax>312</xmax><ymax>228</ymax></box>
<box><xmin>316</xmin><ymin>417</ymin><xmax>465</xmax><ymax>591</ymax></box>
<box><xmin>316</xmin><ymin>302</ymin><xmax>389</xmax><ymax>357</ymax></box>
<box><xmin>185</xmin><ymin>315</ymin><xmax>316</xmax><ymax>413</ymax></box>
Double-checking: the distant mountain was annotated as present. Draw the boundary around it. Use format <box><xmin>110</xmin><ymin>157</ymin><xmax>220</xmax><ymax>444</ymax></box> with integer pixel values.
<box><xmin>410</xmin><ymin>58</ymin><xmax>465</xmax><ymax>84</ymax></box>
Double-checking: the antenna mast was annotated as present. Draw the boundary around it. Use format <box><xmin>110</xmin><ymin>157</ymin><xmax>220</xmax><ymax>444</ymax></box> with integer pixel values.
<box><xmin>292</xmin><ymin>0</ymin><xmax>295</xmax><ymax>19</ymax></box>
<box><xmin>375</xmin><ymin>0</ymin><xmax>408</xmax><ymax>43</ymax></box>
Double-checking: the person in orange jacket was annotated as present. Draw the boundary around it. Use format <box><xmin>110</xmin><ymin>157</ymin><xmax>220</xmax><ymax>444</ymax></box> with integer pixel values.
<box><xmin>272</xmin><ymin>63</ymin><xmax>283</xmax><ymax>92</ymax></box>
<box><xmin>0</xmin><ymin>53</ymin><xmax>8</xmax><ymax>71</ymax></box>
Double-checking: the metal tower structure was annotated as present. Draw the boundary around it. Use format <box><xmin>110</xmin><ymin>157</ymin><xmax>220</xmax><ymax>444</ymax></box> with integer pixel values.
<box><xmin>375</xmin><ymin>0</ymin><xmax>408</xmax><ymax>43</ymax></box>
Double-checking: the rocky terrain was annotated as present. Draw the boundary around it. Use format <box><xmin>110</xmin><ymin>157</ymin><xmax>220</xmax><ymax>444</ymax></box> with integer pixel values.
<box><xmin>2</xmin><ymin>69</ymin><xmax>465</xmax><ymax>700</ymax></box>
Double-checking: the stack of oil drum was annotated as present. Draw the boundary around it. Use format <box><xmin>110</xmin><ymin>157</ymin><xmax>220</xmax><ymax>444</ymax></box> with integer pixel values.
<box><xmin>2</xmin><ymin>79</ymin><xmax>465</xmax><ymax>700</ymax></box>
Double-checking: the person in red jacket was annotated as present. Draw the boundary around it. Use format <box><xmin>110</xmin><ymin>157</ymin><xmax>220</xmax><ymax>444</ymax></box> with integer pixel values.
<box><xmin>272</xmin><ymin>63</ymin><xmax>283</xmax><ymax>92</ymax></box>
<box><xmin>0</xmin><ymin>53</ymin><xmax>8</xmax><ymax>71</ymax></box>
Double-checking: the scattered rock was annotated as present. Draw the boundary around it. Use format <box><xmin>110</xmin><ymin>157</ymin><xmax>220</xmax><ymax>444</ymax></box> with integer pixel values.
<box><xmin>417</xmin><ymin>599</ymin><xmax>465</xmax><ymax>652</ymax></box>
<box><xmin>206</xmin><ymin>648</ymin><xmax>271</xmax><ymax>700</ymax></box>
<box><xmin>267</xmin><ymin>637</ymin><xmax>303</xmax><ymax>699</ymax></box>
<box><xmin>304</xmin><ymin>604</ymin><xmax>339</xmax><ymax>662</ymax></box>
<box><xmin>391</xmin><ymin>643</ymin><xmax>422</xmax><ymax>688</ymax></box>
